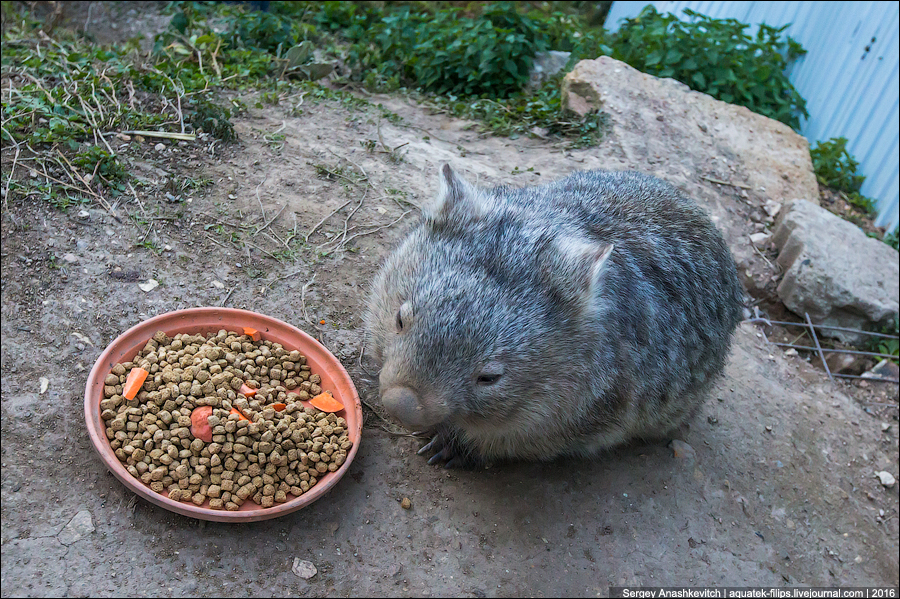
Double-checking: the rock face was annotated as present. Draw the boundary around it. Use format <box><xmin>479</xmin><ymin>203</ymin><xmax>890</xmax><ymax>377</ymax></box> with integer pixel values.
<box><xmin>561</xmin><ymin>56</ymin><xmax>820</xmax><ymax>212</ymax></box>
<box><xmin>528</xmin><ymin>51</ymin><xmax>572</xmax><ymax>89</ymax></box>
<box><xmin>771</xmin><ymin>199</ymin><xmax>899</xmax><ymax>342</ymax></box>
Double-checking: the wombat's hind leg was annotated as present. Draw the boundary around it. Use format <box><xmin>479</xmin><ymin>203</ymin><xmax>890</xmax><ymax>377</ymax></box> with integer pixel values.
<box><xmin>416</xmin><ymin>427</ymin><xmax>477</xmax><ymax>469</ymax></box>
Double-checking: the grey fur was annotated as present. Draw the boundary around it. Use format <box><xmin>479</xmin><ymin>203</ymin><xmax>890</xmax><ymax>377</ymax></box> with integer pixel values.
<box><xmin>366</xmin><ymin>166</ymin><xmax>744</xmax><ymax>466</ymax></box>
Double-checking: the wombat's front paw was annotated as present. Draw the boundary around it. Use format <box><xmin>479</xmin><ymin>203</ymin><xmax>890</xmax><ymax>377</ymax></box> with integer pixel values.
<box><xmin>416</xmin><ymin>429</ymin><xmax>476</xmax><ymax>469</ymax></box>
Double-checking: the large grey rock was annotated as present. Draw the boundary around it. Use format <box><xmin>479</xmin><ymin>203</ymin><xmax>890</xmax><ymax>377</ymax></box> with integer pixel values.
<box><xmin>561</xmin><ymin>56</ymin><xmax>820</xmax><ymax>211</ymax></box>
<box><xmin>771</xmin><ymin>199</ymin><xmax>899</xmax><ymax>342</ymax></box>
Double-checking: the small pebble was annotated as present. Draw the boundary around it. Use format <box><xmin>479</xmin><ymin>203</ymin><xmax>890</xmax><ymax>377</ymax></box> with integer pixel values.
<box><xmin>155</xmin><ymin>142</ymin><xmax>166</xmax><ymax>152</ymax></box>
<box><xmin>669</xmin><ymin>439</ymin><xmax>695</xmax><ymax>461</ymax></box>
<box><xmin>400</xmin><ymin>497</ymin><xmax>411</xmax><ymax>510</ymax></box>
<box><xmin>292</xmin><ymin>558</ymin><xmax>317</xmax><ymax>579</ymax></box>
<box><xmin>875</xmin><ymin>471</ymin><xmax>895</xmax><ymax>488</ymax></box>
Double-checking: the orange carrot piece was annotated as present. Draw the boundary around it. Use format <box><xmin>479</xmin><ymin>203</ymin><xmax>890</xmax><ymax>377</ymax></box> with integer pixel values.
<box><xmin>122</xmin><ymin>367</ymin><xmax>149</xmax><ymax>400</ymax></box>
<box><xmin>230</xmin><ymin>407</ymin><xmax>249</xmax><ymax>421</ymax></box>
<box><xmin>190</xmin><ymin>406</ymin><xmax>214</xmax><ymax>442</ymax></box>
<box><xmin>309</xmin><ymin>391</ymin><xmax>344</xmax><ymax>413</ymax></box>
<box><xmin>239</xmin><ymin>383</ymin><xmax>257</xmax><ymax>398</ymax></box>
<box><xmin>243</xmin><ymin>327</ymin><xmax>261</xmax><ymax>341</ymax></box>
<box><xmin>270</xmin><ymin>403</ymin><xmax>286</xmax><ymax>412</ymax></box>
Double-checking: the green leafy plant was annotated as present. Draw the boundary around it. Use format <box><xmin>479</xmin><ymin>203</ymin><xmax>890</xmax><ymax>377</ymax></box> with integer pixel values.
<box><xmin>810</xmin><ymin>137</ymin><xmax>865</xmax><ymax>192</ymax></box>
<box><xmin>810</xmin><ymin>137</ymin><xmax>882</xmax><ymax>217</ymax></box>
<box><xmin>313</xmin><ymin>2</ymin><xmax>610</xmax><ymax>143</ymax></box>
<box><xmin>883</xmin><ymin>229</ymin><xmax>899</xmax><ymax>251</ymax></box>
<box><xmin>431</xmin><ymin>72</ymin><xmax>607</xmax><ymax>147</ymax></box>
<box><xmin>868</xmin><ymin>317</ymin><xmax>900</xmax><ymax>365</ymax></box>
<box><xmin>608</xmin><ymin>6</ymin><xmax>808</xmax><ymax>130</ymax></box>
<box><xmin>73</xmin><ymin>146</ymin><xmax>127</xmax><ymax>182</ymax></box>
<box><xmin>321</xmin><ymin>3</ymin><xmax>548</xmax><ymax>98</ymax></box>
<box><xmin>186</xmin><ymin>95</ymin><xmax>236</xmax><ymax>141</ymax></box>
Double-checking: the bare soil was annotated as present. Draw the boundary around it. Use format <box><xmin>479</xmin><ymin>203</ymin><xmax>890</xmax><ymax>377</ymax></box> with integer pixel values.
<box><xmin>1</xmin><ymin>4</ymin><xmax>898</xmax><ymax>596</ymax></box>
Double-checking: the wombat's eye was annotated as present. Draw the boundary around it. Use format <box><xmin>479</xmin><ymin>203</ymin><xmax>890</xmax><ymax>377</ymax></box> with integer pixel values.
<box><xmin>475</xmin><ymin>361</ymin><xmax>505</xmax><ymax>386</ymax></box>
<box><xmin>476</xmin><ymin>373</ymin><xmax>502</xmax><ymax>386</ymax></box>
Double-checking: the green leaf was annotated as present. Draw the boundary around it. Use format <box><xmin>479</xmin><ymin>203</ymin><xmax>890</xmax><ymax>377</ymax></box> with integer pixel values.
<box><xmin>171</xmin><ymin>11</ymin><xmax>189</xmax><ymax>35</ymax></box>
<box><xmin>285</xmin><ymin>42</ymin><xmax>314</xmax><ymax>68</ymax></box>
<box><xmin>664</xmin><ymin>48</ymin><xmax>683</xmax><ymax>64</ymax></box>
<box><xmin>645</xmin><ymin>50</ymin><xmax>663</xmax><ymax>66</ymax></box>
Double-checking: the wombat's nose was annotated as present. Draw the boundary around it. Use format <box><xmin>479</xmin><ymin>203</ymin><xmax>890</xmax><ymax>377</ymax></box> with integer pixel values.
<box><xmin>381</xmin><ymin>386</ymin><xmax>442</xmax><ymax>430</ymax></box>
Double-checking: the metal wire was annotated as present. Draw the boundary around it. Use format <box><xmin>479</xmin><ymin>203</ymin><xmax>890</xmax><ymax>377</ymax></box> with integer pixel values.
<box><xmin>753</xmin><ymin>318</ymin><xmax>899</xmax><ymax>339</ymax></box>
<box><xmin>805</xmin><ymin>312</ymin><xmax>834</xmax><ymax>383</ymax></box>
<box><xmin>744</xmin><ymin>316</ymin><xmax>899</xmax><ymax>385</ymax></box>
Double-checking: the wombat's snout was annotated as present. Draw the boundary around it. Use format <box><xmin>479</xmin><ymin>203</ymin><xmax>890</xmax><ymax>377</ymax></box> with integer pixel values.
<box><xmin>380</xmin><ymin>386</ymin><xmax>444</xmax><ymax>431</ymax></box>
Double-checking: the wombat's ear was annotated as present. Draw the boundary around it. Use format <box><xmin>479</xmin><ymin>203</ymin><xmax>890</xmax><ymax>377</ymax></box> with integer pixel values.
<box><xmin>427</xmin><ymin>164</ymin><xmax>482</xmax><ymax>226</ymax></box>
<box><xmin>542</xmin><ymin>238</ymin><xmax>614</xmax><ymax>312</ymax></box>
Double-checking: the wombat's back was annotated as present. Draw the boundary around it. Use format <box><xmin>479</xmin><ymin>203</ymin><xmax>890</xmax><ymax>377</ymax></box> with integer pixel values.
<box><xmin>369</xmin><ymin>167</ymin><xmax>744</xmax><ymax>464</ymax></box>
<box><xmin>490</xmin><ymin>170</ymin><xmax>743</xmax><ymax>449</ymax></box>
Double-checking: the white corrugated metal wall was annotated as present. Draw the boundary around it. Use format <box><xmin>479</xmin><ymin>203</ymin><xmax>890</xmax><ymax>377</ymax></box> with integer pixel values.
<box><xmin>605</xmin><ymin>1</ymin><xmax>900</xmax><ymax>232</ymax></box>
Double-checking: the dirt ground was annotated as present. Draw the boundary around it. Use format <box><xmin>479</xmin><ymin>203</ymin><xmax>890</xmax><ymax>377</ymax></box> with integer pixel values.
<box><xmin>2</xmin><ymin>4</ymin><xmax>899</xmax><ymax>597</ymax></box>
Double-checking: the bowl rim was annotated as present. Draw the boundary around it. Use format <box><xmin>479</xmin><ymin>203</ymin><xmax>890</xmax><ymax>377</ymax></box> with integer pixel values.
<box><xmin>84</xmin><ymin>307</ymin><xmax>362</xmax><ymax>522</ymax></box>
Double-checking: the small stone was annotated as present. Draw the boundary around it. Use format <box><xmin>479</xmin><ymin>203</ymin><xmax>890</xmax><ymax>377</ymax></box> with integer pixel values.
<box><xmin>749</xmin><ymin>232</ymin><xmax>771</xmax><ymax>246</ymax></box>
<box><xmin>212</xmin><ymin>280</ymin><xmax>225</xmax><ymax>289</ymax></box>
<box><xmin>400</xmin><ymin>497</ymin><xmax>411</xmax><ymax>510</ymax></box>
<box><xmin>669</xmin><ymin>439</ymin><xmax>695</xmax><ymax>460</ymax></box>
<box><xmin>763</xmin><ymin>199</ymin><xmax>781</xmax><ymax>219</ymax></box>
<box><xmin>62</xmin><ymin>253</ymin><xmax>79</xmax><ymax>263</ymax></box>
<box><xmin>783</xmin><ymin>348</ymin><xmax>798</xmax><ymax>357</ymax></box>
<box><xmin>387</xmin><ymin>563</ymin><xmax>402</xmax><ymax>578</ymax></box>
<box><xmin>57</xmin><ymin>510</ymin><xmax>94</xmax><ymax>545</ymax></box>
<box><xmin>875</xmin><ymin>471</ymin><xmax>895</xmax><ymax>488</ymax></box>
<box><xmin>139</xmin><ymin>279</ymin><xmax>159</xmax><ymax>292</ymax></box>
<box><xmin>882</xmin><ymin>422</ymin><xmax>890</xmax><ymax>432</ymax></box>
<box><xmin>820</xmin><ymin>352</ymin><xmax>867</xmax><ymax>375</ymax></box>
<box><xmin>39</xmin><ymin>377</ymin><xmax>49</xmax><ymax>395</ymax></box>
<box><xmin>861</xmin><ymin>359</ymin><xmax>900</xmax><ymax>382</ymax></box>
<box><xmin>291</xmin><ymin>558</ymin><xmax>317</xmax><ymax>579</ymax></box>
<box><xmin>155</xmin><ymin>142</ymin><xmax>166</xmax><ymax>152</ymax></box>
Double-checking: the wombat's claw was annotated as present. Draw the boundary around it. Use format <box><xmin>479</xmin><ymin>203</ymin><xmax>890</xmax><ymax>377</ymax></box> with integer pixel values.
<box><xmin>426</xmin><ymin>448</ymin><xmax>456</xmax><ymax>467</ymax></box>
<box><xmin>416</xmin><ymin>437</ymin><xmax>440</xmax><ymax>455</ymax></box>
<box><xmin>417</xmin><ymin>433</ymin><xmax>468</xmax><ymax>468</ymax></box>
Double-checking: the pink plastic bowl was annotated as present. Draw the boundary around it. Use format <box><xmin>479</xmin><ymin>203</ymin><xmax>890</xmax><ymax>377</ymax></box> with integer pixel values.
<box><xmin>84</xmin><ymin>308</ymin><xmax>362</xmax><ymax>522</ymax></box>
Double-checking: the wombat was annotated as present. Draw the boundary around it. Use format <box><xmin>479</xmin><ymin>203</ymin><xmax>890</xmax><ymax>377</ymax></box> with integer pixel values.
<box><xmin>366</xmin><ymin>165</ymin><xmax>744</xmax><ymax>467</ymax></box>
